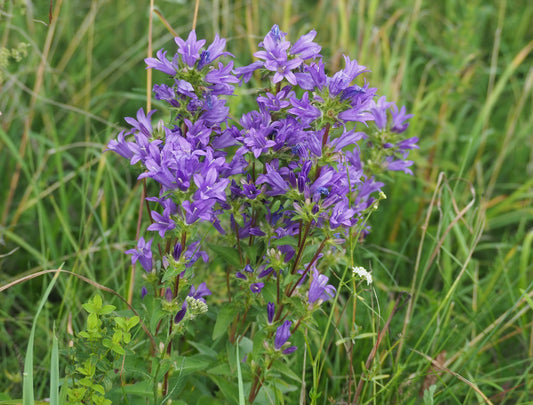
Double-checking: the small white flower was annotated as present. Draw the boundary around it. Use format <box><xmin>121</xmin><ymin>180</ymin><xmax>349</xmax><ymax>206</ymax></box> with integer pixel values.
<box><xmin>352</xmin><ymin>266</ymin><xmax>373</xmax><ymax>285</ymax></box>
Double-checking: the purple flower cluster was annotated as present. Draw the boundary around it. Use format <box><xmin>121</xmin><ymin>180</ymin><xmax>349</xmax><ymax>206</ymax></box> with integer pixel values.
<box><xmin>107</xmin><ymin>25</ymin><xmax>417</xmax><ymax>349</ymax></box>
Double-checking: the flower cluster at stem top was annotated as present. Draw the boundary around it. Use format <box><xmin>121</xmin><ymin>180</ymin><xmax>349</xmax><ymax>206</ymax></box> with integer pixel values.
<box><xmin>107</xmin><ymin>25</ymin><xmax>418</xmax><ymax>355</ymax></box>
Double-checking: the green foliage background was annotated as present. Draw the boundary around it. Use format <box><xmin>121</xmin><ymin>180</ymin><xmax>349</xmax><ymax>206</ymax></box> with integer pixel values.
<box><xmin>1</xmin><ymin>0</ymin><xmax>532</xmax><ymax>403</ymax></box>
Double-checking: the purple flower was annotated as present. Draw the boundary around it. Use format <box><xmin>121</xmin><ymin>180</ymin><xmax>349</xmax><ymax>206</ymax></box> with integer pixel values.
<box><xmin>205</xmin><ymin>61</ymin><xmax>239</xmax><ymax>95</ymax></box>
<box><xmin>147</xmin><ymin>206</ymin><xmax>175</xmax><ymax>238</ymax></box>
<box><xmin>198</xmin><ymin>34</ymin><xmax>234</xmax><ymax>69</ymax></box>
<box><xmin>174</xmin><ymin>305</ymin><xmax>187</xmax><ymax>323</ymax></box>
<box><xmin>385</xmin><ymin>156</ymin><xmax>414</xmax><ymax>175</ymax></box>
<box><xmin>165</xmin><ymin>287</ymin><xmax>173</xmax><ymax>302</ymax></box>
<box><xmin>180</xmin><ymin>199</ymin><xmax>216</xmax><ymax>224</ymax></box>
<box><xmin>171</xmin><ymin>240</ymin><xmax>209</xmax><ymax>269</ymax></box>
<box><xmin>250</xmin><ymin>282</ymin><xmax>265</xmax><ymax>293</ymax></box>
<box><xmin>234</xmin><ymin>61</ymin><xmax>264</xmax><ymax>84</ymax></box>
<box><xmin>254</xmin><ymin>25</ymin><xmax>302</xmax><ymax>85</ymax></box>
<box><xmin>236</xmin><ymin>271</ymin><xmax>247</xmax><ymax>280</ymax></box>
<box><xmin>308</xmin><ymin>269</ymin><xmax>336</xmax><ymax>304</ymax></box>
<box><xmin>258</xmin><ymin>267</ymin><xmax>274</xmax><ymax>278</ymax></box>
<box><xmin>396</xmin><ymin>136</ymin><xmax>419</xmax><ymax>151</ymax></box>
<box><xmin>257</xmin><ymin>86</ymin><xmax>293</xmax><ymax>111</ymax></box>
<box><xmin>141</xmin><ymin>286</ymin><xmax>148</xmax><ymax>299</ymax></box>
<box><xmin>193</xmin><ymin>165</ymin><xmax>229</xmax><ymax>202</ymax></box>
<box><xmin>106</xmin><ymin>131</ymin><xmax>134</xmax><ymax>160</ymax></box>
<box><xmin>175</xmin><ymin>30</ymin><xmax>206</xmax><ymax>67</ymax></box>
<box><xmin>125</xmin><ymin>237</ymin><xmax>153</xmax><ymax>272</ymax></box>
<box><xmin>338</xmin><ymin>101</ymin><xmax>374</xmax><ymax>124</ymax></box>
<box><xmin>267</xmin><ymin>303</ymin><xmax>275</xmax><ymax>324</ymax></box>
<box><xmin>256</xmin><ymin>162</ymin><xmax>290</xmax><ymax>196</ymax></box>
<box><xmin>390</xmin><ymin>104</ymin><xmax>414</xmax><ymax>133</ymax></box>
<box><xmin>124</xmin><ymin>108</ymin><xmax>155</xmax><ymax>138</ymax></box>
<box><xmin>274</xmin><ymin>320</ymin><xmax>296</xmax><ymax>353</ymax></box>
<box><xmin>201</xmin><ymin>95</ymin><xmax>230</xmax><ymax>126</ymax></box>
<box><xmin>289</xmin><ymin>92</ymin><xmax>321</xmax><ymax>124</ymax></box>
<box><xmin>189</xmin><ymin>282</ymin><xmax>212</xmax><ymax>302</ymax></box>
<box><xmin>296</xmin><ymin>60</ymin><xmax>327</xmax><ymax>90</ymax></box>
<box><xmin>328</xmin><ymin>198</ymin><xmax>357</xmax><ymax>229</ymax></box>
<box><xmin>283</xmin><ymin>346</ymin><xmax>298</xmax><ymax>355</ymax></box>
<box><xmin>290</xmin><ymin>29</ymin><xmax>321</xmax><ymax>60</ymax></box>
<box><xmin>244</xmin><ymin>264</ymin><xmax>254</xmax><ymax>273</ymax></box>
<box><xmin>145</xmin><ymin>49</ymin><xmax>178</xmax><ymax>76</ymax></box>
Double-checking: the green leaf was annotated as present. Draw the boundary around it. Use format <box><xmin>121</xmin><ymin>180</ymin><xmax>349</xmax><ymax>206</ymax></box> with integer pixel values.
<box><xmin>271</xmin><ymin>235</ymin><xmax>298</xmax><ymax>247</ymax></box>
<box><xmin>209</xmin><ymin>244</ymin><xmax>242</xmax><ymax>268</ymax></box>
<box><xmin>236</xmin><ymin>341</ymin><xmax>245</xmax><ymax>405</ymax></box>
<box><xmin>24</xmin><ymin>272</ymin><xmax>60</xmax><ymax>405</ymax></box>
<box><xmin>120</xmin><ymin>380</ymin><xmax>152</xmax><ymax>396</ymax></box>
<box><xmin>423</xmin><ymin>384</ymin><xmax>437</xmax><ymax>405</ymax></box>
<box><xmin>82</xmin><ymin>294</ymin><xmax>102</xmax><ymax>314</ymax></box>
<box><xmin>161</xmin><ymin>264</ymin><xmax>184</xmax><ymax>283</ymax></box>
<box><xmin>271</xmin><ymin>361</ymin><xmax>302</xmax><ymax>383</ymax></box>
<box><xmin>83</xmin><ymin>295</ymin><xmax>115</xmax><ymax>315</ymax></box>
<box><xmin>127</xmin><ymin>316</ymin><xmax>140</xmax><ymax>330</ymax></box>
<box><xmin>91</xmin><ymin>384</ymin><xmax>106</xmax><ymax>396</ymax></box>
<box><xmin>206</xmin><ymin>362</ymin><xmax>233</xmax><ymax>376</ymax></box>
<box><xmin>208</xmin><ymin>375</ymin><xmax>239</xmax><ymax>404</ymax></box>
<box><xmin>178</xmin><ymin>354</ymin><xmax>212</xmax><ymax>373</ymax></box>
<box><xmin>212</xmin><ymin>305</ymin><xmax>236</xmax><ymax>341</ymax></box>
<box><xmin>50</xmin><ymin>324</ymin><xmax>59</xmax><ymax>405</ymax></box>
<box><xmin>187</xmin><ymin>341</ymin><xmax>218</xmax><ymax>358</ymax></box>
<box><xmin>99</xmin><ymin>304</ymin><xmax>116</xmax><ymax>316</ymax></box>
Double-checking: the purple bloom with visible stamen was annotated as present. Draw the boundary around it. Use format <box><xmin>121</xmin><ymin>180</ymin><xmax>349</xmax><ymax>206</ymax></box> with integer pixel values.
<box><xmin>125</xmin><ymin>237</ymin><xmax>153</xmax><ymax>272</ymax></box>
<box><xmin>198</xmin><ymin>34</ymin><xmax>233</xmax><ymax>69</ymax></box>
<box><xmin>147</xmin><ymin>206</ymin><xmax>175</xmax><ymax>238</ymax></box>
<box><xmin>108</xmin><ymin>26</ymin><xmax>418</xmax><ymax>356</ymax></box>
<box><xmin>250</xmin><ymin>282</ymin><xmax>264</xmax><ymax>293</ymax></box>
<box><xmin>175</xmin><ymin>30</ymin><xmax>206</xmax><ymax>67</ymax></box>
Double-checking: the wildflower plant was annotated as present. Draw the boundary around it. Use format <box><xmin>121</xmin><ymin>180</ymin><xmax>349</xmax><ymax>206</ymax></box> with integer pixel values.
<box><xmin>106</xmin><ymin>25</ymin><xmax>417</xmax><ymax>403</ymax></box>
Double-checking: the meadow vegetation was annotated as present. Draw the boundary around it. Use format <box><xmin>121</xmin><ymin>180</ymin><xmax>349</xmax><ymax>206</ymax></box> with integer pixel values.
<box><xmin>0</xmin><ymin>0</ymin><xmax>532</xmax><ymax>403</ymax></box>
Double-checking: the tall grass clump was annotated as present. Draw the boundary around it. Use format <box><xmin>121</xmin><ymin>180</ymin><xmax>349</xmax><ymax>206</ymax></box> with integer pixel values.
<box><xmin>1</xmin><ymin>0</ymin><xmax>531</xmax><ymax>404</ymax></box>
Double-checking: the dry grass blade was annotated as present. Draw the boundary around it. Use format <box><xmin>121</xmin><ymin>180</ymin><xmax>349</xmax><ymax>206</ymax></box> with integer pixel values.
<box><xmin>0</xmin><ymin>269</ymin><xmax>156</xmax><ymax>350</ymax></box>
<box><xmin>411</xmin><ymin>349</ymin><xmax>494</xmax><ymax>405</ymax></box>
<box><xmin>353</xmin><ymin>292</ymin><xmax>410</xmax><ymax>403</ymax></box>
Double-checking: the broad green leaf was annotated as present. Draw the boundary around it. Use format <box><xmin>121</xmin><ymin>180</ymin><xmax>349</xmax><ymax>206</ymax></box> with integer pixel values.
<box><xmin>209</xmin><ymin>245</ymin><xmax>242</xmax><ymax>268</ymax></box>
<box><xmin>212</xmin><ymin>305</ymin><xmax>236</xmax><ymax>341</ymax></box>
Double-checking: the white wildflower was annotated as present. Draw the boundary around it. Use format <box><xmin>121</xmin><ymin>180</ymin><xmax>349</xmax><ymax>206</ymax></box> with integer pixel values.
<box><xmin>352</xmin><ymin>266</ymin><xmax>373</xmax><ymax>285</ymax></box>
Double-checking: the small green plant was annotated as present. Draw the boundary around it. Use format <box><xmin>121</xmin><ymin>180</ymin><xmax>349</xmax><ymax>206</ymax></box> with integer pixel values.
<box><xmin>64</xmin><ymin>294</ymin><xmax>139</xmax><ymax>405</ymax></box>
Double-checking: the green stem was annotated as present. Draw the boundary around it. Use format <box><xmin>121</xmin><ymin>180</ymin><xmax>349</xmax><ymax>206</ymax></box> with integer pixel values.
<box><xmin>291</xmin><ymin>221</ymin><xmax>312</xmax><ymax>275</ymax></box>
<box><xmin>287</xmin><ymin>237</ymin><xmax>328</xmax><ymax>297</ymax></box>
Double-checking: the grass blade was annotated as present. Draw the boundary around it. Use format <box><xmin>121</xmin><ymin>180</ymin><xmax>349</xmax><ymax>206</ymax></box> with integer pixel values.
<box><xmin>23</xmin><ymin>271</ymin><xmax>61</xmax><ymax>405</ymax></box>
<box><xmin>236</xmin><ymin>339</ymin><xmax>245</xmax><ymax>405</ymax></box>
<box><xmin>50</xmin><ymin>323</ymin><xmax>59</xmax><ymax>405</ymax></box>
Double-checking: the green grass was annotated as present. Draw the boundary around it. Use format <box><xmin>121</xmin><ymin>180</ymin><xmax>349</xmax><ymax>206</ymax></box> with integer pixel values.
<box><xmin>1</xmin><ymin>0</ymin><xmax>532</xmax><ymax>403</ymax></box>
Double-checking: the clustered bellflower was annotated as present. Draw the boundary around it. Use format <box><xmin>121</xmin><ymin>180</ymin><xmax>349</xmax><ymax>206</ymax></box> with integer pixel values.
<box><xmin>108</xmin><ymin>25</ymin><xmax>417</xmax><ymax>403</ymax></box>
